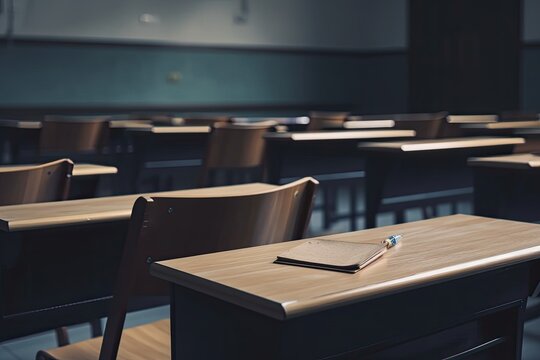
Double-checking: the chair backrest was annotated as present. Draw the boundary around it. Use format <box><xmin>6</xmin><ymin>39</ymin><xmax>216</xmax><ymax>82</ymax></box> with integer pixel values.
<box><xmin>99</xmin><ymin>177</ymin><xmax>318</xmax><ymax>359</ymax></box>
<box><xmin>40</xmin><ymin>116</ymin><xmax>108</xmax><ymax>153</ymax></box>
<box><xmin>200</xmin><ymin>121</ymin><xmax>277</xmax><ymax>185</ymax></box>
<box><xmin>307</xmin><ymin>111</ymin><xmax>350</xmax><ymax>131</ymax></box>
<box><xmin>0</xmin><ymin>159</ymin><xmax>73</xmax><ymax>205</ymax></box>
<box><xmin>180</xmin><ymin>115</ymin><xmax>231</xmax><ymax>126</ymax></box>
<box><xmin>389</xmin><ymin>112</ymin><xmax>448</xmax><ymax>139</ymax></box>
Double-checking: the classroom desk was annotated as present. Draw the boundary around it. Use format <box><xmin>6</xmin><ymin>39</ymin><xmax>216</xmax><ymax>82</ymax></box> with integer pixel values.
<box><xmin>461</xmin><ymin>120</ymin><xmax>540</xmax><ymax>138</ymax></box>
<box><xmin>126</xmin><ymin>125</ymin><xmax>211</xmax><ymax>134</ymax></box>
<box><xmin>342</xmin><ymin>119</ymin><xmax>395</xmax><ymax>129</ymax></box>
<box><xmin>0</xmin><ymin>119</ymin><xmax>152</xmax><ymax>165</ymax></box>
<box><xmin>124</xmin><ymin>126</ymin><xmax>211</xmax><ymax>192</ymax></box>
<box><xmin>513</xmin><ymin>128</ymin><xmax>540</xmax><ymax>153</ymax></box>
<box><xmin>358</xmin><ymin>136</ymin><xmax>525</xmax><ymax>228</ymax></box>
<box><xmin>264</xmin><ymin>130</ymin><xmax>415</xmax><ymax>183</ymax></box>
<box><xmin>0</xmin><ymin>119</ymin><xmax>152</xmax><ymax>130</ymax></box>
<box><xmin>469</xmin><ymin>153</ymin><xmax>540</xmax><ymax>222</ymax></box>
<box><xmin>0</xmin><ymin>182</ymin><xmax>276</xmax><ymax>341</ymax></box>
<box><xmin>447</xmin><ymin>115</ymin><xmax>498</xmax><ymax>123</ymax></box>
<box><xmin>264</xmin><ymin>130</ymin><xmax>415</xmax><ymax>229</ymax></box>
<box><xmin>151</xmin><ymin>214</ymin><xmax>540</xmax><ymax>359</ymax></box>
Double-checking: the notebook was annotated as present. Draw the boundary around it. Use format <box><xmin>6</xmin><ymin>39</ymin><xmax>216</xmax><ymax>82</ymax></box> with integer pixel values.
<box><xmin>274</xmin><ymin>239</ymin><xmax>387</xmax><ymax>273</ymax></box>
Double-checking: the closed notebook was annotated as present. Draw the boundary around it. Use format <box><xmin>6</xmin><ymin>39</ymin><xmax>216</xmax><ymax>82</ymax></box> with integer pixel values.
<box><xmin>274</xmin><ymin>239</ymin><xmax>387</xmax><ymax>273</ymax></box>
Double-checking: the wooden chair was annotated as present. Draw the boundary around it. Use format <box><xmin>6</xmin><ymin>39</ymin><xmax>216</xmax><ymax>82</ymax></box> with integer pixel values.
<box><xmin>36</xmin><ymin>177</ymin><xmax>318</xmax><ymax>360</ymax></box>
<box><xmin>0</xmin><ymin>158</ymin><xmax>75</xmax><ymax>344</ymax></box>
<box><xmin>0</xmin><ymin>159</ymin><xmax>73</xmax><ymax>206</ymax></box>
<box><xmin>306</xmin><ymin>111</ymin><xmax>350</xmax><ymax>131</ymax></box>
<box><xmin>199</xmin><ymin>121</ymin><xmax>277</xmax><ymax>186</ymax></box>
<box><xmin>40</xmin><ymin>116</ymin><xmax>108</xmax><ymax>154</ymax></box>
<box><xmin>180</xmin><ymin>115</ymin><xmax>231</xmax><ymax>126</ymax></box>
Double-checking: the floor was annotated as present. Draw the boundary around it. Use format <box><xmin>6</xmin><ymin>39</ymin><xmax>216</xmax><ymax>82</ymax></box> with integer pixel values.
<box><xmin>1</xmin><ymin>185</ymin><xmax>539</xmax><ymax>359</ymax></box>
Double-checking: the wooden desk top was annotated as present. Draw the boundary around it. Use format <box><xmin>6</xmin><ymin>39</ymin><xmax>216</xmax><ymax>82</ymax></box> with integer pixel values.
<box><xmin>0</xmin><ymin>183</ymin><xmax>277</xmax><ymax>232</ymax></box>
<box><xmin>0</xmin><ymin>163</ymin><xmax>118</xmax><ymax>177</ymax></box>
<box><xmin>127</xmin><ymin>126</ymin><xmax>211</xmax><ymax>134</ymax></box>
<box><xmin>342</xmin><ymin>120</ymin><xmax>395</xmax><ymax>129</ymax></box>
<box><xmin>446</xmin><ymin>115</ymin><xmax>498</xmax><ymax>124</ymax></box>
<box><xmin>461</xmin><ymin>120</ymin><xmax>540</xmax><ymax>130</ymax></box>
<box><xmin>264</xmin><ymin>130</ymin><xmax>415</xmax><ymax>142</ymax></box>
<box><xmin>357</xmin><ymin>136</ymin><xmax>524</xmax><ymax>152</ymax></box>
<box><xmin>468</xmin><ymin>153</ymin><xmax>540</xmax><ymax>170</ymax></box>
<box><xmin>0</xmin><ymin>119</ymin><xmax>42</xmax><ymax>129</ymax></box>
<box><xmin>151</xmin><ymin>214</ymin><xmax>540</xmax><ymax>320</ymax></box>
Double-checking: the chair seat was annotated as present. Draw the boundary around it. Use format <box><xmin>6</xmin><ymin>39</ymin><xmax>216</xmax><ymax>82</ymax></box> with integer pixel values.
<box><xmin>37</xmin><ymin>319</ymin><xmax>170</xmax><ymax>360</ymax></box>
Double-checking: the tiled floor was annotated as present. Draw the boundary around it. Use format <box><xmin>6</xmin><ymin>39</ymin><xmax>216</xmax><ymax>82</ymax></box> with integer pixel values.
<box><xmin>1</xmin><ymin>185</ymin><xmax>539</xmax><ymax>359</ymax></box>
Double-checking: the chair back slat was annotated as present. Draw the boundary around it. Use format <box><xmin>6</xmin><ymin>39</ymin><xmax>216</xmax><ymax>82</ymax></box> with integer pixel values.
<box><xmin>203</xmin><ymin>121</ymin><xmax>276</xmax><ymax>169</ymax></box>
<box><xmin>99</xmin><ymin>178</ymin><xmax>318</xmax><ymax>360</ymax></box>
<box><xmin>0</xmin><ymin>159</ymin><xmax>73</xmax><ymax>205</ymax></box>
<box><xmin>40</xmin><ymin>116</ymin><xmax>108</xmax><ymax>153</ymax></box>
<box><xmin>200</xmin><ymin>121</ymin><xmax>277</xmax><ymax>186</ymax></box>
<box><xmin>307</xmin><ymin>111</ymin><xmax>350</xmax><ymax>131</ymax></box>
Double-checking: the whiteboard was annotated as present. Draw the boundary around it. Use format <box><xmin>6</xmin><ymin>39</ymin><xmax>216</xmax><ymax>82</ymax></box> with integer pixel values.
<box><xmin>8</xmin><ymin>0</ymin><xmax>407</xmax><ymax>51</ymax></box>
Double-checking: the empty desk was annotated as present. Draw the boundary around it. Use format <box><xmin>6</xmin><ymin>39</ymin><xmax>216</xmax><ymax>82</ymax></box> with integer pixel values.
<box><xmin>0</xmin><ymin>182</ymin><xmax>276</xmax><ymax>341</ymax></box>
<box><xmin>151</xmin><ymin>214</ymin><xmax>540</xmax><ymax>359</ymax></box>
<box><xmin>470</xmin><ymin>153</ymin><xmax>540</xmax><ymax>222</ymax></box>
<box><xmin>461</xmin><ymin>121</ymin><xmax>540</xmax><ymax>137</ymax></box>
<box><xmin>123</xmin><ymin>126</ymin><xmax>212</xmax><ymax>192</ymax></box>
<box><xmin>265</xmin><ymin>130</ymin><xmax>415</xmax><ymax>229</ymax></box>
<box><xmin>264</xmin><ymin>130</ymin><xmax>415</xmax><ymax>184</ymax></box>
<box><xmin>358</xmin><ymin>136</ymin><xmax>524</xmax><ymax>228</ymax></box>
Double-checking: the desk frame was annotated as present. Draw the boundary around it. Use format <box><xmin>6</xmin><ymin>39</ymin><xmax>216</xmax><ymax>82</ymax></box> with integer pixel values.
<box><xmin>363</xmin><ymin>145</ymin><xmax>516</xmax><ymax>228</ymax></box>
<box><xmin>170</xmin><ymin>263</ymin><xmax>532</xmax><ymax>359</ymax></box>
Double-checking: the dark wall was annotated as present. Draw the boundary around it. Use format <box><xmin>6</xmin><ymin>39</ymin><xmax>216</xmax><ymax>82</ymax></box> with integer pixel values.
<box><xmin>0</xmin><ymin>42</ymin><xmax>407</xmax><ymax>115</ymax></box>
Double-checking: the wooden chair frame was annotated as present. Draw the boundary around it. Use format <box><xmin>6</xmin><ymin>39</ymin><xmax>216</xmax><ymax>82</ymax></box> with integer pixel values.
<box><xmin>37</xmin><ymin>177</ymin><xmax>318</xmax><ymax>360</ymax></box>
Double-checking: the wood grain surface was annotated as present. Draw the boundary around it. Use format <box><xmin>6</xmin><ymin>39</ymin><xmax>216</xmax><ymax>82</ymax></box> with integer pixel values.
<box><xmin>0</xmin><ymin>183</ymin><xmax>277</xmax><ymax>232</ymax></box>
<box><xmin>152</xmin><ymin>214</ymin><xmax>540</xmax><ymax>320</ymax></box>
<box><xmin>468</xmin><ymin>153</ymin><xmax>540</xmax><ymax>169</ymax></box>
<box><xmin>126</xmin><ymin>126</ymin><xmax>211</xmax><ymax>134</ymax></box>
<box><xmin>265</xmin><ymin>130</ymin><xmax>415</xmax><ymax>142</ymax></box>
<box><xmin>357</xmin><ymin>136</ymin><xmax>524</xmax><ymax>152</ymax></box>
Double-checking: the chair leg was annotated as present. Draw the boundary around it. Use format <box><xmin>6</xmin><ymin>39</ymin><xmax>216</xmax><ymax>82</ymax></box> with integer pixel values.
<box><xmin>323</xmin><ymin>185</ymin><xmax>335</xmax><ymax>230</ymax></box>
<box><xmin>349</xmin><ymin>183</ymin><xmax>357</xmax><ymax>231</ymax></box>
<box><xmin>423</xmin><ymin>205</ymin><xmax>434</xmax><ymax>219</ymax></box>
<box><xmin>90</xmin><ymin>319</ymin><xmax>103</xmax><ymax>338</ymax></box>
<box><xmin>55</xmin><ymin>327</ymin><xmax>70</xmax><ymax>347</ymax></box>
<box><xmin>395</xmin><ymin>209</ymin><xmax>405</xmax><ymax>224</ymax></box>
